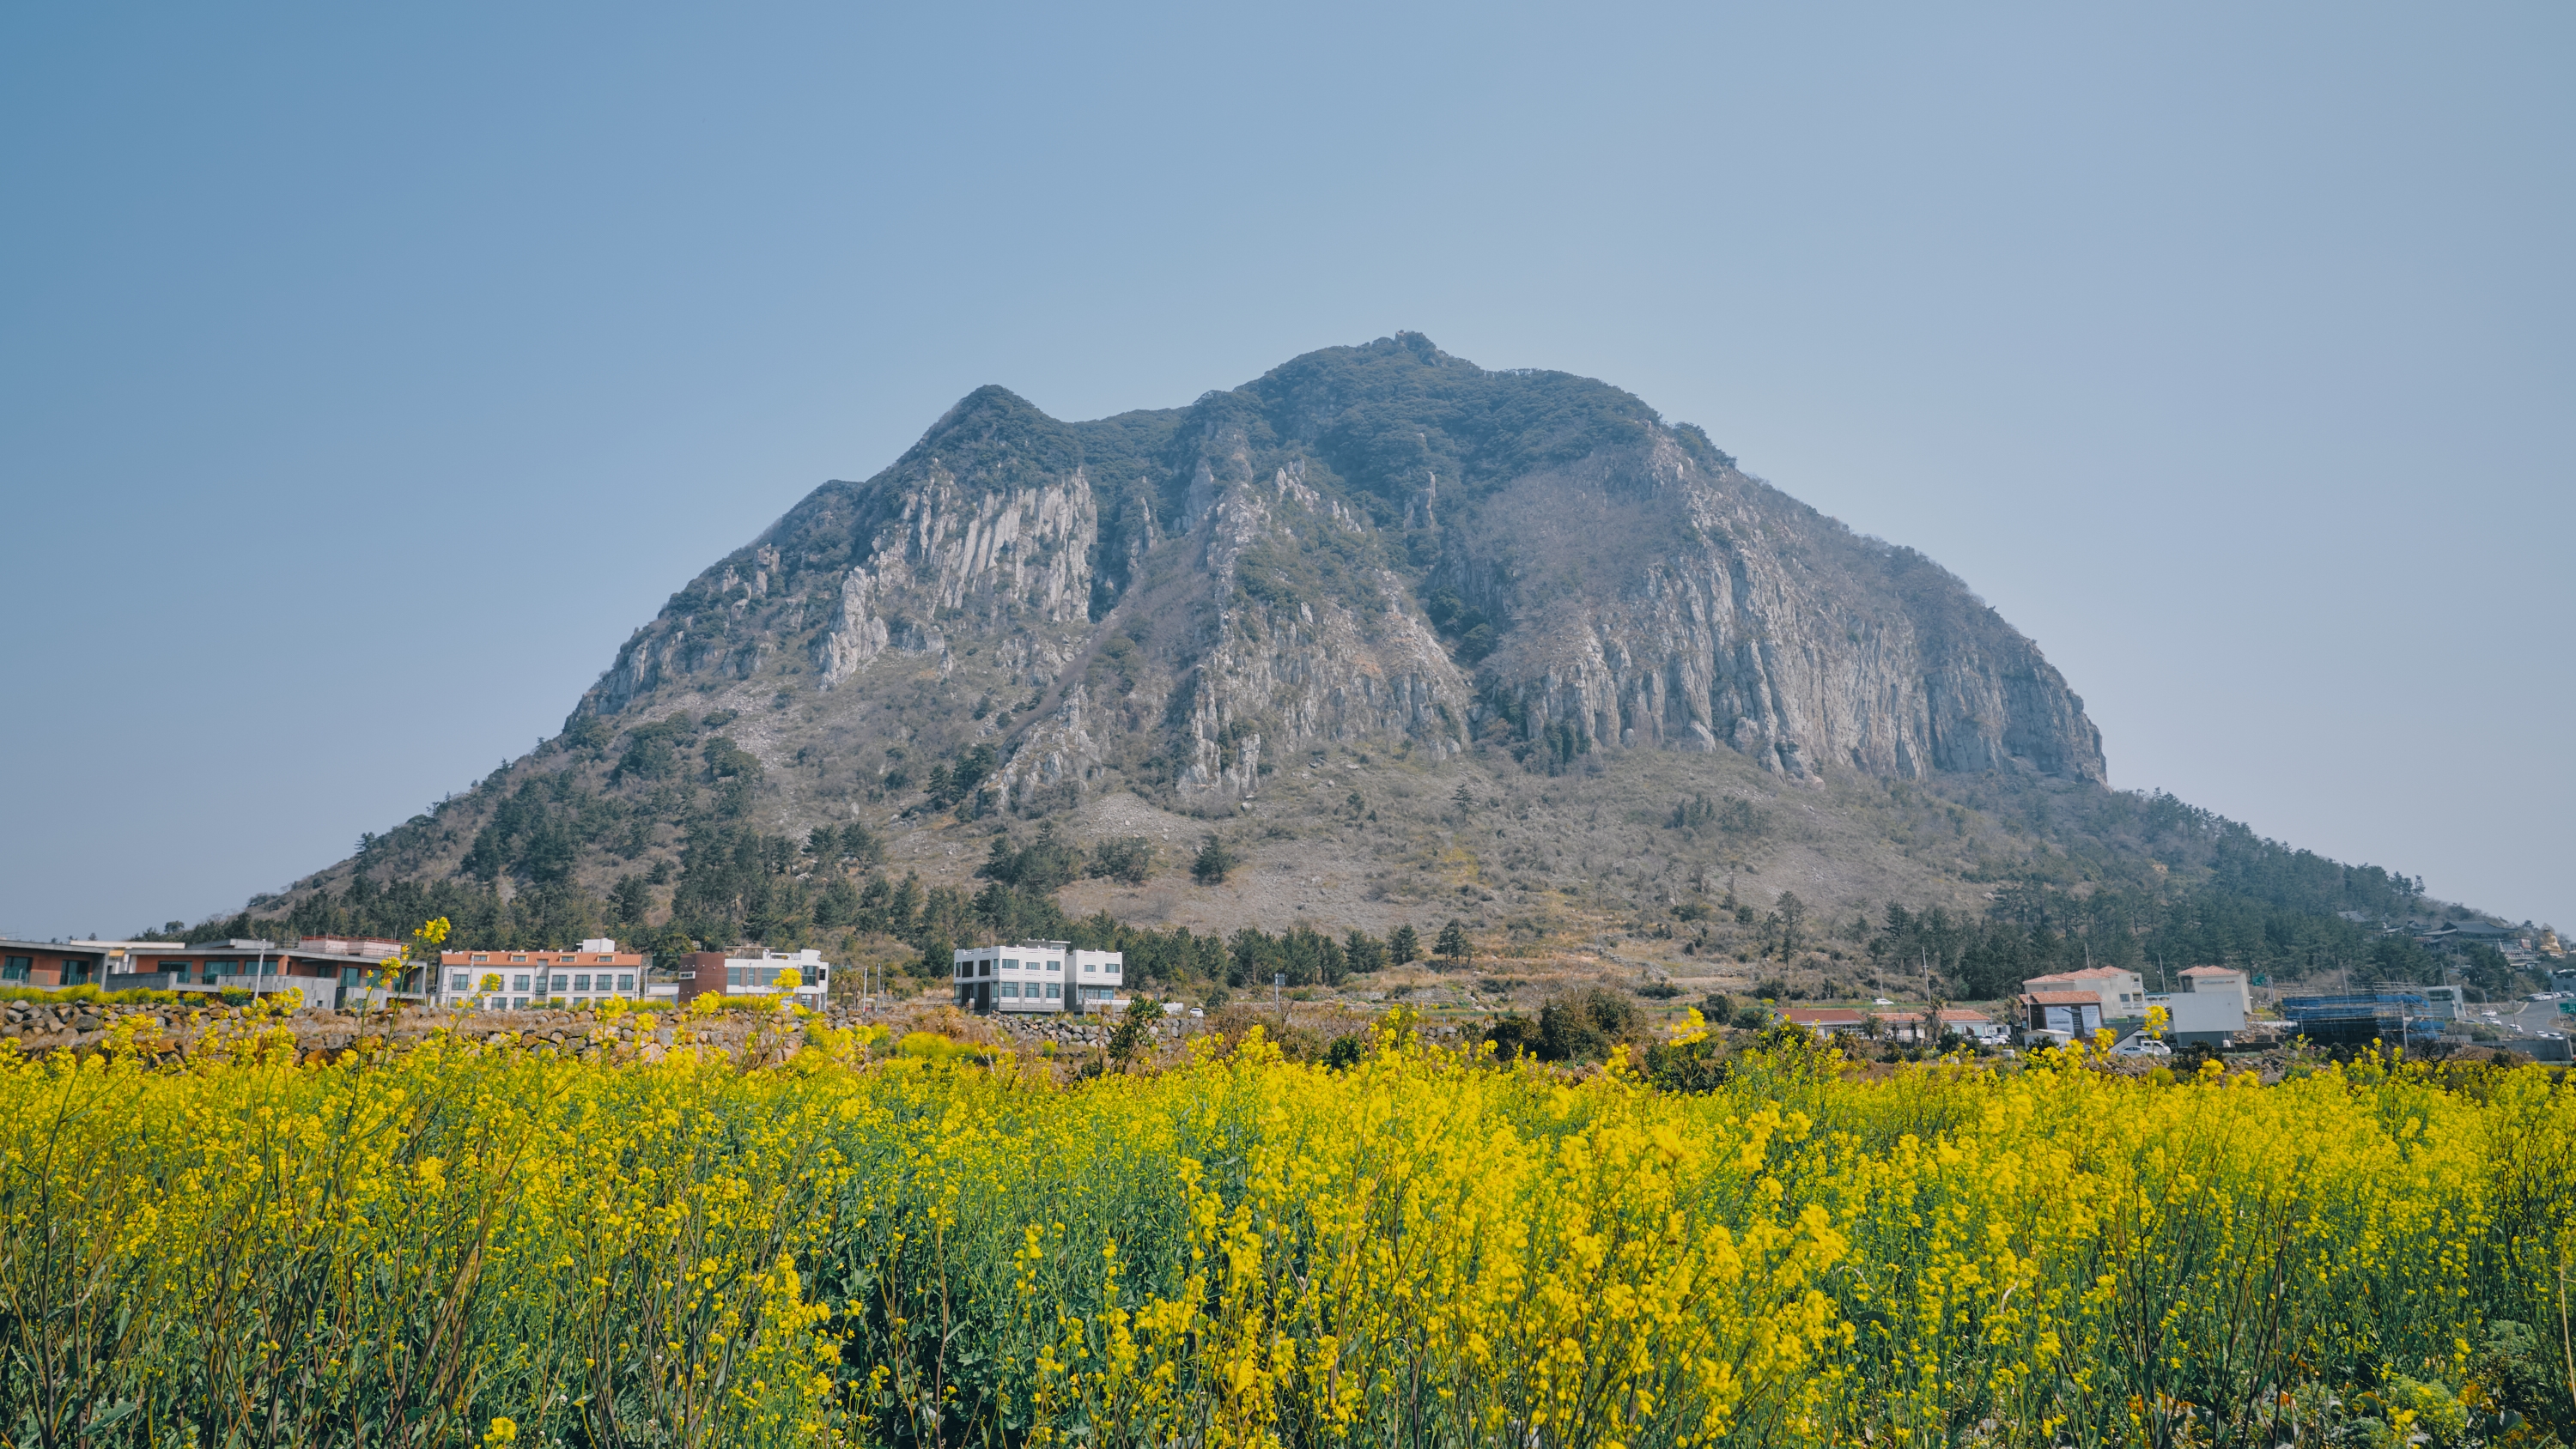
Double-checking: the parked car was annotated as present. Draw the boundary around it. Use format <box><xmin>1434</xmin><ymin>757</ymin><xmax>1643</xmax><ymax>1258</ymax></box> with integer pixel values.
<box><xmin>2111</xmin><ymin>1034</ymin><xmax>2172</xmax><ymax>1058</ymax></box>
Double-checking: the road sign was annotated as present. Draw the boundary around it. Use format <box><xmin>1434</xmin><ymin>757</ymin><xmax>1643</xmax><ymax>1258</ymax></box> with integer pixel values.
<box><xmin>2558</xmin><ymin>1001</ymin><xmax>2574</xmax><ymax>1016</ymax></box>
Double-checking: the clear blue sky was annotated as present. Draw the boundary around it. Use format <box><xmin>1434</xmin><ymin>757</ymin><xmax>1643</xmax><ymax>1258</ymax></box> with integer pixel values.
<box><xmin>3</xmin><ymin>3</ymin><xmax>2568</xmax><ymax>940</ymax></box>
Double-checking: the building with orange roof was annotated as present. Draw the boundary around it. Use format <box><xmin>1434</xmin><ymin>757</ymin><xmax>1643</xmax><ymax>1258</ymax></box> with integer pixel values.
<box><xmin>1778</xmin><ymin>1006</ymin><xmax>1868</xmax><ymax>1037</ymax></box>
<box><xmin>439</xmin><ymin>939</ymin><xmax>646</xmax><ymax>1010</ymax></box>
<box><xmin>1936</xmin><ymin>1007</ymin><xmax>2009</xmax><ymax>1046</ymax></box>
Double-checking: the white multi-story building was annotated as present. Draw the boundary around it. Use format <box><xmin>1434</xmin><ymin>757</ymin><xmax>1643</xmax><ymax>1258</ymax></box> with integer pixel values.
<box><xmin>951</xmin><ymin>940</ymin><xmax>1123</xmax><ymax>1014</ymax></box>
<box><xmin>687</xmin><ymin>948</ymin><xmax>832</xmax><ymax>1009</ymax></box>
<box><xmin>439</xmin><ymin>938</ymin><xmax>646</xmax><ymax>1010</ymax></box>
<box><xmin>2176</xmin><ymin>965</ymin><xmax>2252</xmax><ymax>1017</ymax></box>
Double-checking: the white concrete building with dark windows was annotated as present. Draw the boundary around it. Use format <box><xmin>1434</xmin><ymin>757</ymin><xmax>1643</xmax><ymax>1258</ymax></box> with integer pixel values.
<box><xmin>440</xmin><ymin>938</ymin><xmax>645</xmax><ymax>1010</ymax></box>
<box><xmin>675</xmin><ymin>948</ymin><xmax>832</xmax><ymax>1009</ymax></box>
<box><xmin>951</xmin><ymin>941</ymin><xmax>1123</xmax><ymax>1014</ymax></box>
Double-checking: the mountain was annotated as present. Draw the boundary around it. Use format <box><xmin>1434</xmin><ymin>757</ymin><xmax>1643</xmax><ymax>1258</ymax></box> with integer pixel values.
<box><xmin>592</xmin><ymin>333</ymin><xmax>2102</xmax><ymax>801</ymax></box>
<box><xmin>212</xmin><ymin>335</ymin><xmax>2512</xmax><ymax>1003</ymax></box>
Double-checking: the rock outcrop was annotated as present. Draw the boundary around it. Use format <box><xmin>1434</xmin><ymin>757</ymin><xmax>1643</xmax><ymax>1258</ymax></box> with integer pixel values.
<box><xmin>571</xmin><ymin>333</ymin><xmax>2103</xmax><ymax>814</ymax></box>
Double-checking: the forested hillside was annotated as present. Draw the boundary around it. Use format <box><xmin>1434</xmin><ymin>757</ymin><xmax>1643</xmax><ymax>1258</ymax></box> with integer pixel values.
<box><xmin>172</xmin><ymin>768</ymin><xmax>2525</xmax><ymax>1003</ymax></box>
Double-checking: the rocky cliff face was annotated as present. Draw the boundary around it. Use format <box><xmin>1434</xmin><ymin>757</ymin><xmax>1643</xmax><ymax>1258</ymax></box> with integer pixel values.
<box><xmin>570</xmin><ymin>333</ymin><xmax>2102</xmax><ymax>823</ymax></box>
<box><xmin>1458</xmin><ymin>433</ymin><xmax>2104</xmax><ymax>785</ymax></box>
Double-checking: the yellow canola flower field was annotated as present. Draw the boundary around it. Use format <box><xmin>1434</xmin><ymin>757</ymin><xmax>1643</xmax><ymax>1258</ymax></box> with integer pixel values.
<box><xmin>0</xmin><ymin>1014</ymin><xmax>2570</xmax><ymax>1448</ymax></box>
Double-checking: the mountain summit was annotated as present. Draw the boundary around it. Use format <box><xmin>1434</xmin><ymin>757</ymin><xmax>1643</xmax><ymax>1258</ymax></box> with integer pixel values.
<box><xmin>589</xmin><ymin>333</ymin><xmax>2102</xmax><ymax>813</ymax></box>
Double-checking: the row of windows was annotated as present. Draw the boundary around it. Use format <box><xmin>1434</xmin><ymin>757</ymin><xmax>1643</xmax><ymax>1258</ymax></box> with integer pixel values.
<box><xmin>472</xmin><ymin>997</ymin><xmax>621</xmax><ymax>1010</ymax></box>
<box><xmin>461</xmin><ymin>954</ymin><xmax>619</xmax><ymax>965</ymax></box>
<box><xmin>1</xmin><ymin>956</ymin><xmax>95</xmax><ymax>981</ymax></box>
<box><xmin>724</xmin><ymin>965</ymin><xmax>823</xmax><ymax>989</ymax></box>
<box><xmin>448</xmin><ymin>973</ymin><xmax>635</xmax><ymax>994</ymax></box>
<box><xmin>956</xmin><ymin>982</ymin><xmax>1126</xmax><ymax>1004</ymax></box>
<box><xmin>953</xmin><ymin>957</ymin><xmax>1121</xmax><ymax>979</ymax></box>
<box><xmin>156</xmin><ymin>960</ymin><xmax>266</xmax><ymax>981</ymax></box>
<box><xmin>954</xmin><ymin>956</ymin><xmax>1062</xmax><ymax>978</ymax></box>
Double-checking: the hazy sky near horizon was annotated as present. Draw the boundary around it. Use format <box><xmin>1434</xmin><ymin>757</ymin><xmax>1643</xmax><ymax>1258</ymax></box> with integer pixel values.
<box><xmin>3</xmin><ymin>2</ymin><xmax>2568</xmax><ymax>939</ymax></box>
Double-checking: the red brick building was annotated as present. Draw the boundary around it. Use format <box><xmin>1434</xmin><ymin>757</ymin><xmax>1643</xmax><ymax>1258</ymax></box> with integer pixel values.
<box><xmin>0</xmin><ymin>939</ymin><xmax>109</xmax><ymax>988</ymax></box>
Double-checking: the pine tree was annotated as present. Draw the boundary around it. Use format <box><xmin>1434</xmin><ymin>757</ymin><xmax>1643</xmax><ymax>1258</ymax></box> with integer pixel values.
<box><xmin>1192</xmin><ymin>834</ymin><xmax>1240</xmax><ymax>885</ymax></box>
<box><xmin>1437</xmin><ymin>919</ymin><xmax>1471</xmax><ymax>963</ymax></box>
<box><xmin>1388</xmin><ymin>924</ymin><xmax>1421</xmax><ymax>967</ymax></box>
<box><xmin>610</xmin><ymin>874</ymin><xmax>652</xmax><ymax>929</ymax></box>
<box><xmin>1775</xmin><ymin>891</ymin><xmax>1807</xmax><ymax>956</ymax></box>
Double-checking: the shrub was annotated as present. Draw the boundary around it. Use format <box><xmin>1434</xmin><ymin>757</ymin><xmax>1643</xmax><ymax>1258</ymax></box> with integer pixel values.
<box><xmin>1644</xmin><ymin>1035</ymin><xmax>1729</xmax><ymax>1094</ymax></box>
<box><xmin>0</xmin><ymin>985</ymin><xmax>182</xmax><ymax>1007</ymax></box>
<box><xmin>1535</xmin><ymin>986</ymin><xmax>1645</xmax><ymax>1062</ymax></box>
<box><xmin>896</xmin><ymin>1030</ymin><xmax>968</xmax><ymax>1062</ymax></box>
<box><xmin>1087</xmin><ymin>836</ymin><xmax>1155</xmax><ymax>886</ymax></box>
<box><xmin>1190</xmin><ymin>834</ymin><xmax>1239</xmax><ymax>885</ymax></box>
<box><xmin>695</xmin><ymin>993</ymin><xmax>797</xmax><ymax>1012</ymax></box>
<box><xmin>1484</xmin><ymin>1013</ymin><xmax>1541</xmax><ymax>1061</ymax></box>
<box><xmin>1107</xmin><ymin>997</ymin><xmax>1163</xmax><ymax>1064</ymax></box>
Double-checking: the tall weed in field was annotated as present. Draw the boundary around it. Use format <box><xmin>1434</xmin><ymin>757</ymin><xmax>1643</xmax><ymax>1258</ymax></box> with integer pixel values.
<box><xmin>0</xmin><ymin>1010</ymin><xmax>2567</xmax><ymax>1446</ymax></box>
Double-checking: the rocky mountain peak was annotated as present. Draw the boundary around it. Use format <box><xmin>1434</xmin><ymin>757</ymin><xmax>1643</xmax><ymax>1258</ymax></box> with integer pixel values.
<box><xmin>244</xmin><ymin>335</ymin><xmax>2118</xmax><ymax>960</ymax></box>
<box><xmin>579</xmin><ymin>336</ymin><xmax>2105</xmax><ymax>828</ymax></box>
